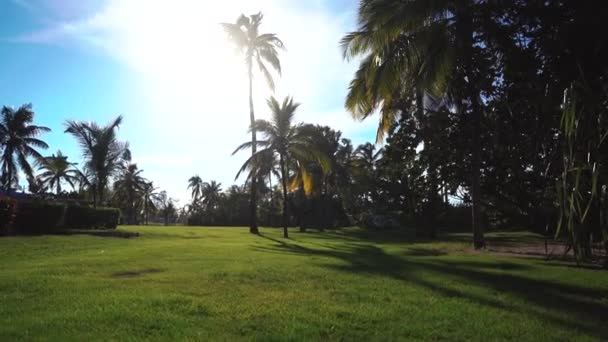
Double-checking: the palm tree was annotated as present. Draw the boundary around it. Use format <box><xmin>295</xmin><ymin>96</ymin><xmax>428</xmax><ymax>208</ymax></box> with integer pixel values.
<box><xmin>234</xmin><ymin>96</ymin><xmax>329</xmax><ymax>238</ymax></box>
<box><xmin>142</xmin><ymin>182</ymin><xmax>160</xmax><ymax>225</ymax></box>
<box><xmin>113</xmin><ymin>163</ymin><xmax>147</xmax><ymax>224</ymax></box>
<box><xmin>0</xmin><ymin>104</ymin><xmax>50</xmax><ymax>193</ymax></box>
<box><xmin>187</xmin><ymin>175</ymin><xmax>204</xmax><ymax>205</ymax></box>
<box><xmin>37</xmin><ymin>150</ymin><xmax>80</xmax><ymax>195</ymax></box>
<box><xmin>202</xmin><ymin>180</ymin><xmax>222</xmax><ymax>210</ymax></box>
<box><xmin>222</xmin><ymin>12</ymin><xmax>285</xmax><ymax>234</ymax></box>
<box><xmin>354</xmin><ymin>143</ymin><xmax>382</xmax><ymax>171</ymax></box>
<box><xmin>64</xmin><ymin>116</ymin><xmax>129</xmax><ymax>207</ymax></box>
<box><xmin>341</xmin><ymin>0</ymin><xmax>486</xmax><ymax>248</ymax></box>
<box><xmin>156</xmin><ymin>191</ymin><xmax>176</xmax><ymax>226</ymax></box>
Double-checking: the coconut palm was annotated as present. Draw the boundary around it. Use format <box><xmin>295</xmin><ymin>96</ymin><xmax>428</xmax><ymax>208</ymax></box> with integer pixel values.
<box><xmin>64</xmin><ymin>116</ymin><xmax>129</xmax><ymax>207</ymax></box>
<box><xmin>0</xmin><ymin>104</ymin><xmax>50</xmax><ymax>193</ymax></box>
<box><xmin>142</xmin><ymin>182</ymin><xmax>161</xmax><ymax>225</ymax></box>
<box><xmin>113</xmin><ymin>163</ymin><xmax>147</xmax><ymax>224</ymax></box>
<box><xmin>354</xmin><ymin>143</ymin><xmax>382</xmax><ymax>171</ymax></box>
<box><xmin>222</xmin><ymin>12</ymin><xmax>285</xmax><ymax>234</ymax></box>
<box><xmin>341</xmin><ymin>0</ymin><xmax>486</xmax><ymax>248</ymax></box>
<box><xmin>187</xmin><ymin>175</ymin><xmax>204</xmax><ymax>205</ymax></box>
<box><xmin>202</xmin><ymin>180</ymin><xmax>222</xmax><ymax>210</ymax></box>
<box><xmin>234</xmin><ymin>96</ymin><xmax>329</xmax><ymax>238</ymax></box>
<box><xmin>37</xmin><ymin>150</ymin><xmax>80</xmax><ymax>195</ymax></box>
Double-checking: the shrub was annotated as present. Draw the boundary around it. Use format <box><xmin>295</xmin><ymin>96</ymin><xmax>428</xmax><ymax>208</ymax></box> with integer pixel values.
<box><xmin>64</xmin><ymin>205</ymin><xmax>120</xmax><ymax>230</ymax></box>
<box><xmin>0</xmin><ymin>197</ymin><xmax>17</xmax><ymax>235</ymax></box>
<box><xmin>11</xmin><ymin>200</ymin><xmax>66</xmax><ymax>234</ymax></box>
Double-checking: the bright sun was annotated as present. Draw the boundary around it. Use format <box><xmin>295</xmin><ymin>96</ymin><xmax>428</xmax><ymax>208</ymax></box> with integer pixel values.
<box><xmin>109</xmin><ymin>1</ymin><xmax>259</xmax><ymax>117</ymax></box>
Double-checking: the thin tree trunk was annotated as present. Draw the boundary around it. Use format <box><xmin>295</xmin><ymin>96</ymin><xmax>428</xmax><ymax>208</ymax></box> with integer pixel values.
<box><xmin>247</xmin><ymin>57</ymin><xmax>259</xmax><ymax>234</ymax></box>
<box><xmin>6</xmin><ymin>151</ymin><xmax>12</xmax><ymax>194</ymax></box>
<box><xmin>92</xmin><ymin>184</ymin><xmax>97</xmax><ymax>208</ymax></box>
<box><xmin>471</xmin><ymin>107</ymin><xmax>484</xmax><ymax>249</ymax></box>
<box><xmin>457</xmin><ymin>1</ymin><xmax>485</xmax><ymax>249</ymax></box>
<box><xmin>279</xmin><ymin>153</ymin><xmax>289</xmax><ymax>238</ymax></box>
<box><xmin>418</xmin><ymin>88</ymin><xmax>438</xmax><ymax>239</ymax></box>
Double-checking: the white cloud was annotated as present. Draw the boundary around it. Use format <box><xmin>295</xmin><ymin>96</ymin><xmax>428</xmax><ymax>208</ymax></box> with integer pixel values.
<box><xmin>13</xmin><ymin>0</ymin><xmax>378</xmax><ymax>203</ymax></box>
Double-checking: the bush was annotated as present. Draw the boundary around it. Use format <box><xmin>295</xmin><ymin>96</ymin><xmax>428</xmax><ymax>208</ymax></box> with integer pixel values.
<box><xmin>11</xmin><ymin>200</ymin><xmax>66</xmax><ymax>234</ymax></box>
<box><xmin>64</xmin><ymin>205</ymin><xmax>120</xmax><ymax>230</ymax></box>
<box><xmin>0</xmin><ymin>197</ymin><xmax>17</xmax><ymax>235</ymax></box>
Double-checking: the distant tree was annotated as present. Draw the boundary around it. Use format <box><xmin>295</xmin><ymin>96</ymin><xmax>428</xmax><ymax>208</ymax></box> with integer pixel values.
<box><xmin>187</xmin><ymin>175</ymin><xmax>204</xmax><ymax>206</ymax></box>
<box><xmin>36</xmin><ymin>150</ymin><xmax>80</xmax><ymax>195</ymax></box>
<box><xmin>156</xmin><ymin>191</ymin><xmax>177</xmax><ymax>226</ymax></box>
<box><xmin>64</xmin><ymin>116</ymin><xmax>129</xmax><ymax>207</ymax></box>
<box><xmin>234</xmin><ymin>96</ymin><xmax>329</xmax><ymax>238</ymax></box>
<box><xmin>222</xmin><ymin>12</ymin><xmax>285</xmax><ymax>234</ymax></box>
<box><xmin>202</xmin><ymin>180</ymin><xmax>222</xmax><ymax>211</ymax></box>
<box><xmin>113</xmin><ymin>163</ymin><xmax>147</xmax><ymax>224</ymax></box>
<box><xmin>142</xmin><ymin>182</ymin><xmax>161</xmax><ymax>225</ymax></box>
<box><xmin>0</xmin><ymin>104</ymin><xmax>50</xmax><ymax>193</ymax></box>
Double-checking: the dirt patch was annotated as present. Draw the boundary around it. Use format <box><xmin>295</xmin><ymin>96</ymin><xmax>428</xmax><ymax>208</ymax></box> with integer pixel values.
<box><xmin>111</xmin><ymin>268</ymin><xmax>164</xmax><ymax>278</ymax></box>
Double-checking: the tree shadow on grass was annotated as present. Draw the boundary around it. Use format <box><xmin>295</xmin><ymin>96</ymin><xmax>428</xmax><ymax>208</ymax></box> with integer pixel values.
<box><xmin>256</xmin><ymin>235</ymin><xmax>608</xmax><ymax>338</ymax></box>
<box><xmin>298</xmin><ymin>228</ymin><xmax>423</xmax><ymax>244</ymax></box>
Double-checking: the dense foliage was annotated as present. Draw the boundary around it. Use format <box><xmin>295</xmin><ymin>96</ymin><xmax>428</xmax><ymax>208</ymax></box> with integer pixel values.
<box><xmin>340</xmin><ymin>0</ymin><xmax>608</xmax><ymax>261</ymax></box>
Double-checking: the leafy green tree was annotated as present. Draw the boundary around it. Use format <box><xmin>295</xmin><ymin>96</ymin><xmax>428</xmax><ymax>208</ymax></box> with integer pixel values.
<box><xmin>234</xmin><ymin>96</ymin><xmax>329</xmax><ymax>238</ymax></box>
<box><xmin>37</xmin><ymin>150</ymin><xmax>79</xmax><ymax>195</ymax></box>
<box><xmin>222</xmin><ymin>12</ymin><xmax>285</xmax><ymax>234</ymax></box>
<box><xmin>64</xmin><ymin>116</ymin><xmax>129</xmax><ymax>207</ymax></box>
<box><xmin>0</xmin><ymin>104</ymin><xmax>50</xmax><ymax>193</ymax></box>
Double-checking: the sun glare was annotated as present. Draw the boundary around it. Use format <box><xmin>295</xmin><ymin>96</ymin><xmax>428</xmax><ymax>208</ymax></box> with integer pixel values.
<box><xmin>110</xmin><ymin>2</ymin><xmax>258</xmax><ymax>121</ymax></box>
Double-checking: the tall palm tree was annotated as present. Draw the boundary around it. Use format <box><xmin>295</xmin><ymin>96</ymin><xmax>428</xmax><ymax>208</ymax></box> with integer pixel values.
<box><xmin>0</xmin><ymin>104</ymin><xmax>50</xmax><ymax>193</ymax></box>
<box><xmin>37</xmin><ymin>150</ymin><xmax>80</xmax><ymax>195</ymax></box>
<box><xmin>113</xmin><ymin>163</ymin><xmax>147</xmax><ymax>224</ymax></box>
<box><xmin>234</xmin><ymin>96</ymin><xmax>329</xmax><ymax>238</ymax></box>
<box><xmin>64</xmin><ymin>116</ymin><xmax>129</xmax><ymax>207</ymax></box>
<box><xmin>341</xmin><ymin>0</ymin><xmax>486</xmax><ymax>248</ymax></box>
<box><xmin>222</xmin><ymin>12</ymin><xmax>285</xmax><ymax>234</ymax></box>
<box><xmin>187</xmin><ymin>175</ymin><xmax>204</xmax><ymax>206</ymax></box>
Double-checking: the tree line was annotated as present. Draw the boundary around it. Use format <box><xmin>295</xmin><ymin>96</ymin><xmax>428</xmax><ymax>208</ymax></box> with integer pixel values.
<box><xmin>218</xmin><ymin>2</ymin><xmax>607</xmax><ymax>262</ymax></box>
<box><xmin>0</xmin><ymin>107</ymin><xmax>178</xmax><ymax>226</ymax></box>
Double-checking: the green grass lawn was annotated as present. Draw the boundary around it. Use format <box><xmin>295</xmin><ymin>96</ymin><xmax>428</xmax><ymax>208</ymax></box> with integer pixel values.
<box><xmin>0</xmin><ymin>226</ymin><xmax>606</xmax><ymax>341</ymax></box>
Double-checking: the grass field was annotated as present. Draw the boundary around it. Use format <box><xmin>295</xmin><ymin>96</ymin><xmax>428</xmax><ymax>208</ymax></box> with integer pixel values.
<box><xmin>0</xmin><ymin>226</ymin><xmax>606</xmax><ymax>341</ymax></box>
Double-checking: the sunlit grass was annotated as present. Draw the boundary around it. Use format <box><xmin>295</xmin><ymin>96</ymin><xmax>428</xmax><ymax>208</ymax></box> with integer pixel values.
<box><xmin>0</xmin><ymin>227</ymin><xmax>606</xmax><ymax>340</ymax></box>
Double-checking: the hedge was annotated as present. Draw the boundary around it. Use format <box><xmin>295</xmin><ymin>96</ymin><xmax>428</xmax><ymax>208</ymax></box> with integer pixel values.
<box><xmin>64</xmin><ymin>205</ymin><xmax>120</xmax><ymax>230</ymax></box>
<box><xmin>12</xmin><ymin>200</ymin><xmax>66</xmax><ymax>234</ymax></box>
<box><xmin>0</xmin><ymin>198</ymin><xmax>120</xmax><ymax>235</ymax></box>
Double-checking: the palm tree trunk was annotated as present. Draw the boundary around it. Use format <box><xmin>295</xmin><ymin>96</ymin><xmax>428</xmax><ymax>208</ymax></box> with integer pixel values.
<box><xmin>247</xmin><ymin>57</ymin><xmax>259</xmax><ymax>234</ymax></box>
<box><xmin>56</xmin><ymin>181</ymin><xmax>61</xmax><ymax>195</ymax></box>
<box><xmin>470</xmin><ymin>99</ymin><xmax>484</xmax><ymax>249</ymax></box>
<box><xmin>92</xmin><ymin>185</ymin><xmax>97</xmax><ymax>208</ymax></box>
<box><xmin>456</xmin><ymin>2</ymin><xmax>485</xmax><ymax>249</ymax></box>
<box><xmin>279</xmin><ymin>153</ymin><xmax>289</xmax><ymax>238</ymax></box>
<box><xmin>417</xmin><ymin>88</ymin><xmax>437</xmax><ymax>239</ymax></box>
<box><xmin>5</xmin><ymin>151</ymin><xmax>13</xmax><ymax>194</ymax></box>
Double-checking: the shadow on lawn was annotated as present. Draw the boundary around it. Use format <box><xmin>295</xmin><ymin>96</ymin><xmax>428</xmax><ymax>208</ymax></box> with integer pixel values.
<box><xmin>257</xmin><ymin>234</ymin><xmax>608</xmax><ymax>338</ymax></box>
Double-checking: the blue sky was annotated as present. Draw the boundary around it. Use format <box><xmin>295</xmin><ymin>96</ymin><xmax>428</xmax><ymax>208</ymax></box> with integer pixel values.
<box><xmin>0</xmin><ymin>0</ymin><xmax>377</xmax><ymax>203</ymax></box>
